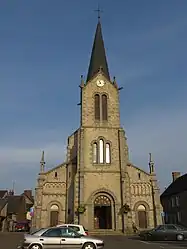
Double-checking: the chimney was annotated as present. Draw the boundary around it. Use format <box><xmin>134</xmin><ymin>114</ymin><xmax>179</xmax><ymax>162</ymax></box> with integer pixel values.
<box><xmin>172</xmin><ymin>172</ymin><xmax>180</xmax><ymax>182</ymax></box>
<box><xmin>24</xmin><ymin>190</ymin><xmax>32</xmax><ymax>199</ymax></box>
<box><xmin>8</xmin><ymin>190</ymin><xmax>14</xmax><ymax>196</ymax></box>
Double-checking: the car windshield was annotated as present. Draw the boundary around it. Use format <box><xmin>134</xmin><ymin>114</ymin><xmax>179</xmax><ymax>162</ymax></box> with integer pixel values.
<box><xmin>30</xmin><ymin>228</ymin><xmax>44</xmax><ymax>235</ymax></box>
<box><xmin>152</xmin><ymin>225</ymin><xmax>164</xmax><ymax>231</ymax></box>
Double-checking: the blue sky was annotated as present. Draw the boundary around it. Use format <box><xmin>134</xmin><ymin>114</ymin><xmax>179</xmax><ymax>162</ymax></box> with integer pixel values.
<box><xmin>0</xmin><ymin>0</ymin><xmax>187</xmax><ymax>194</ymax></box>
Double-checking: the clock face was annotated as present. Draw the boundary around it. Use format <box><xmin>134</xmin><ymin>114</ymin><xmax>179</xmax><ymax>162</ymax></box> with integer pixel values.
<box><xmin>96</xmin><ymin>79</ymin><xmax>105</xmax><ymax>87</ymax></box>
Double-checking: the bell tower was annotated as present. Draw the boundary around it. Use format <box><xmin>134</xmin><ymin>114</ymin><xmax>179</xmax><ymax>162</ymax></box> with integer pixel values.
<box><xmin>80</xmin><ymin>19</ymin><xmax>120</xmax><ymax>129</ymax></box>
<box><xmin>77</xmin><ymin>15</ymin><xmax>128</xmax><ymax>231</ymax></box>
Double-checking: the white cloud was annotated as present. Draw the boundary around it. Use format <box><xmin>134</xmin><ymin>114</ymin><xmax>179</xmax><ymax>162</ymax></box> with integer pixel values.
<box><xmin>123</xmin><ymin>105</ymin><xmax>187</xmax><ymax>190</ymax></box>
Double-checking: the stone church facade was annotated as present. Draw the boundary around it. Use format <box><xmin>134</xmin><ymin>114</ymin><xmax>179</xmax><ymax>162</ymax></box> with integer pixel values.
<box><xmin>33</xmin><ymin>19</ymin><xmax>162</xmax><ymax>232</ymax></box>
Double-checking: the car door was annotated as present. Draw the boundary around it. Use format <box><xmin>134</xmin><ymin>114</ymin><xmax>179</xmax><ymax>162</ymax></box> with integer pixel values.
<box><xmin>177</xmin><ymin>225</ymin><xmax>187</xmax><ymax>239</ymax></box>
<box><xmin>164</xmin><ymin>225</ymin><xmax>178</xmax><ymax>240</ymax></box>
<box><xmin>41</xmin><ymin>228</ymin><xmax>63</xmax><ymax>249</ymax></box>
<box><xmin>59</xmin><ymin>227</ymin><xmax>82</xmax><ymax>249</ymax></box>
<box><xmin>152</xmin><ymin>225</ymin><xmax>166</xmax><ymax>240</ymax></box>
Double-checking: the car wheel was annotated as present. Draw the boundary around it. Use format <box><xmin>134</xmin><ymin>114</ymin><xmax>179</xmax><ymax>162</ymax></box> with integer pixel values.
<box><xmin>29</xmin><ymin>244</ymin><xmax>42</xmax><ymax>249</ymax></box>
<box><xmin>176</xmin><ymin>234</ymin><xmax>184</xmax><ymax>241</ymax></box>
<box><xmin>82</xmin><ymin>242</ymin><xmax>96</xmax><ymax>249</ymax></box>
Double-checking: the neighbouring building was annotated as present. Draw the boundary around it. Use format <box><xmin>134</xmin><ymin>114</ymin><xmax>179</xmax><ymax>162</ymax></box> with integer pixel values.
<box><xmin>160</xmin><ymin>172</ymin><xmax>187</xmax><ymax>226</ymax></box>
<box><xmin>33</xmin><ymin>18</ymin><xmax>162</xmax><ymax>233</ymax></box>
<box><xmin>0</xmin><ymin>189</ymin><xmax>34</xmax><ymax>231</ymax></box>
<box><xmin>0</xmin><ymin>190</ymin><xmax>8</xmax><ymax>199</ymax></box>
<box><xmin>21</xmin><ymin>190</ymin><xmax>34</xmax><ymax>214</ymax></box>
<box><xmin>0</xmin><ymin>191</ymin><xmax>8</xmax><ymax>231</ymax></box>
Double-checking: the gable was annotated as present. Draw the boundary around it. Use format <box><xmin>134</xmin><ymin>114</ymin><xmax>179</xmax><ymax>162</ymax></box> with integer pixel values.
<box><xmin>0</xmin><ymin>199</ymin><xmax>7</xmax><ymax>211</ymax></box>
<box><xmin>7</xmin><ymin>196</ymin><xmax>25</xmax><ymax>214</ymax></box>
<box><xmin>0</xmin><ymin>190</ymin><xmax>8</xmax><ymax>198</ymax></box>
<box><xmin>21</xmin><ymin>190</ymin><xmax>34</xmax><ymax>203</ymax></box>
<box><xmin>45</xmin><ymin>163</ymin><xmax>67</xmax><ymax>182</ymax></box>
<box><xmin>24</xmin><ymin>195</ymin><xmax>33</xmax><ymax>205</ymax></box>
<box><xmin>128</xmin><ymin>164</ymin><xmax>150</xmax><ymax>183</ymax></box>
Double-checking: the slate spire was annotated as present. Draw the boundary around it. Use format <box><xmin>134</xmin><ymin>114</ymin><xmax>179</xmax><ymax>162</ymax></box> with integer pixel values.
<box><xmin>87</xmin><ymin>19</ymin><xmax>110</xmax><ymax>82</ymax></box>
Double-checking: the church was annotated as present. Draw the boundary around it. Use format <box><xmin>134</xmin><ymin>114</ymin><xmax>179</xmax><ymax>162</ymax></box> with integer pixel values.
<box><xmin>33</xmin><ymin>18</ymin><xmax>162</xmax><ymax>233</ymax></box>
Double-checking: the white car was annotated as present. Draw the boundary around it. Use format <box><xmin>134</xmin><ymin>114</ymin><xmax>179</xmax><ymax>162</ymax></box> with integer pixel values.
<box><xmin>56</xmin><ymin>224</ymin><xmax>89</xmax><ymax>236</ymax></box>
<box><xmin>17</xmin><ymin>226</ymin><xmax>104</xmax><ymax>249</ymax></box>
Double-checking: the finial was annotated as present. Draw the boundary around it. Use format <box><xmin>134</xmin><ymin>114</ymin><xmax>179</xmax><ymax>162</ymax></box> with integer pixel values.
<box><xmin>149</xmin><ymin>152</ymin><xmax>152</xmax><ymax>162</ymax></box>
<box><xmin>94</xmin><ymin>4</ymin><xmax>103</xmax><ymax>20</ymax></box>
<box><xmin>80</xmin><ymin>75</ymin><xmax>84</xmax><ymax>88</ymax></box>
<box><xmin>113</xmin><ymin>76</ymin><xmax>118</xmax><ymax>88</ymax></box>
<box><xmin>40</xmin><ymin>150</ymin><xmax>45</xmax><ymax>172</ymax></box>
<box><xmin>41</xmin><ymin>150</ymin><xmax>44</xmax><ymax>162</ymax></box>
<box><xmin>149</xmin><ymin>152</ymin><xmax>154</xmax><ymax>174</ymax></box>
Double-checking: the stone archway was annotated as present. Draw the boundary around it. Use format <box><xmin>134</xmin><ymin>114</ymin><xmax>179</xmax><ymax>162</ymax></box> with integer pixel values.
<box><xmin>137</xmin><ymin>204</ymin><xmax>147</xmax><ymax>229</ymax></box>
<box><xmin>94</xmin><ymin>195</ymin><xmax>112</xmax><ymax>229</ymax></box>
<box><xmin>50</xmin><ymin>204</ymin><xmax>59</xmax><ymax>227</ymax></box>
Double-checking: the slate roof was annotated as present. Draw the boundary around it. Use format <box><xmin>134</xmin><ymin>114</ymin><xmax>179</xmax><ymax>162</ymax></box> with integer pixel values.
<box><xmin>0</xmin><ymin>190</ymin><xmax>8</xmax><ymax>198</ymax></box>
<box><xmin>160</xmin><ymin>173</ymin><xmax>187</xmax><ymax>198</ymax></box>
<box><xmin>7</xmin><ymin>195</ymin><xmax>23</xmax><ymax>214</ymax></box>
<box><xmin>21</xmin><ymin>191</ymin><xmax>34</xmax><ymax>203</ymax></box>
<box><xmin>87</xmin><ymin>20</ymin><xmax>110</xmax><ymax>82</ymax></box>
<box><xmin>0</xmin><ymin>199</ymin><xmax>7</xmax><ymax>211</ymax></box>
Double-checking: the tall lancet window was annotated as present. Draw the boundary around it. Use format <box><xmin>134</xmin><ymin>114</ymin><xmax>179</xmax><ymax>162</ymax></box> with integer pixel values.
<box><xmin>99</xmin><ymin>139</ymin><xmax>104</xmax><ymax>163</ymax></box>
<box><xmin>105</xmin><ymin>143</ymin><xmax>111</xmax><ymax>164</ymax></box>
<box><xmin>102</xmin><ymin>94</ymin><xmax>108</xmax><ymax>121</ymax></box>
<box><xmin>92</xmin><ymin>139</ymin><xmax>112</xmax><ymax>165</ymax></box>
<box><xmin>95</xmin><ymin>94</ymin><xmax>100</xmax><ymax>120</ymax></box>
<box><xmin>93</xmin><ymin>142</ymin><xmax>98</xmax><ymax>164</ymax></box>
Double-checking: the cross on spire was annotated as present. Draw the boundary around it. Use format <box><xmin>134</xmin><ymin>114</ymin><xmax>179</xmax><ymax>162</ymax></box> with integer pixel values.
<box><xmin>87</xmin><ymin>5</ymin><xmax>110</xmax><ymax>82</ymax></box>
<box><xmin>94</xmin><ymin>5</ymin><xmax>103</xmax><ymax>20</ymax></box>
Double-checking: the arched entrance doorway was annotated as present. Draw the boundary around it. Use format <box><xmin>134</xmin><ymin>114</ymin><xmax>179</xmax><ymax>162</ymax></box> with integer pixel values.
<box><xmin>94</xmin><ymin>195</ymin><xmax>112</xmax><ymax>229</ymax></box>
<box><xmin>50</xmin><ymin>204</ymin><xmax>59</xmax><ymax>226</ymax></box>
<box><xmin>137</xmin><ymin>204</ymin><xmax>147</xmax><ymax>229</ymax></box>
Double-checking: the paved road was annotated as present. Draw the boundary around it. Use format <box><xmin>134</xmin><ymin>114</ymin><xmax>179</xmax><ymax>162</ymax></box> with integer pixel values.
<box><xmin>0</xmin><ymin>232</ymin><xmax>23</xmax><ymax>249</ymax></box>
<box><xmin>1</xmin><ymin>232</ymin><xmax>187</xmax><ymax>249</ymax></box>
<box><xmin>127</xmin><ymin>236</ymin><xmax>187</xmax><ymax>249</ymax></box>
<box><xmin>104</xmin><ymin>236</ymin><xmax>187</xmax><ymax>249</ymax></box>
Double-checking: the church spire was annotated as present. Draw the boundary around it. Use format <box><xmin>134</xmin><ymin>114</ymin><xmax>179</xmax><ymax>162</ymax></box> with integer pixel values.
<box><xmin>87</xmin><ymin>18</ymin><xmax>110</xmax><ymax>82</ymax></box>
